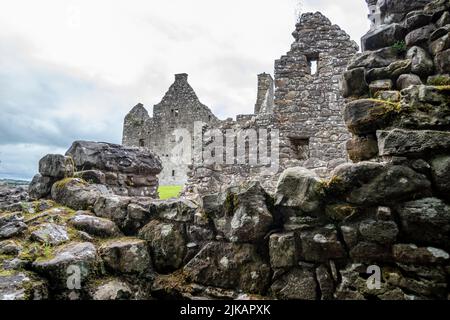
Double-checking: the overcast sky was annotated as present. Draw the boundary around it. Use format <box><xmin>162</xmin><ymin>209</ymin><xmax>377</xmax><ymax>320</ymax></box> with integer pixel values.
<box><xmin>0</xmin><ymin>0</ymin><xmax>369</xmax><ymax>180</ymax></box>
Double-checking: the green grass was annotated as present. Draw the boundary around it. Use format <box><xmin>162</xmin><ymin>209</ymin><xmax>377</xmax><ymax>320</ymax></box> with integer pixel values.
<box><xmin>158</xmin><ymin>185</ymin><xmax>183</xmax><ymax>200</ymax></box>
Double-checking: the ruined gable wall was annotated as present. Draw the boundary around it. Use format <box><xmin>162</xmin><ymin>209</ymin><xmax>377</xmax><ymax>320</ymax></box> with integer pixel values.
<box><xmin>274</xmin><ymin>12</ymin><xmax>359</xmax><ymax>176</ymax></box>
<box><xmin>123</xmin><ymin>74</ymin><xmax>218</xmax><ymax>186</ymax></box>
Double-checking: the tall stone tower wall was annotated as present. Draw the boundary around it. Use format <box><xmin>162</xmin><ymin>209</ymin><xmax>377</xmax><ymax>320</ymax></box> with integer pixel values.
<box><xmin>123</xmin><ymin>74</ymin><xmax>218</xmax><ymax>186</ymax></box>
<box><xmin>274</xmin><ymin>12</ymin><xmax>359</xmax><ymax>176</ymax></box>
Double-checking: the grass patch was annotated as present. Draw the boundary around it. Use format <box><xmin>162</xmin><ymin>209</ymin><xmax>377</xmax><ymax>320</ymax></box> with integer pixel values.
<box><xmin>158</xmin><ymin>185</ymin><xmax>183</xmax><ymax>200</ymax></box>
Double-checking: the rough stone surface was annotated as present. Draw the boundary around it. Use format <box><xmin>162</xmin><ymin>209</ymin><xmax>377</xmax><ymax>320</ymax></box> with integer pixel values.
<box><xmin>30</xmin><ymin>223</ymin><xmax>69</xmax><ymax>245</ymax></box>
<box><xmin>51</xmin><ymin>178</ymin><xmax>108</xmax><ymax>211</ymax></box>
<box><xmin>271</xmin><ymin>268</ymin><xmax>317</xmax><ymax>300</ymax></box>
<box><xmin>90</xmin><ymin>279</ymin><xmax>133</xmax><ymax>300</ymax></box>
<box><xmin>274</xmin><ymin>167</ymin><xmax>323</xmax><ymax>215</ymax></box>
<box><xmin>69</xmin><ymin>214</ymin><xmax>122</xmax><ymax>238</ymax></box>
<box><xmin>397</xmin><ymin>198</ymin><xmax>450</xmax><ymax>247</ymax></box>
<box><xmin>39</xmin><ymin>154</ymin><xmax>74</xmax><ymax>179</ymax></box>
<box><xmin>378</xmin><ymin>129</ymin><xmax>450</xmax><ymax>156</ymax></box>
<box><xmin>0</xmin><ymin>272</ymin><xmax>48</xmax><ymax>300</ymax></box>
<box><xmin>269</xmin><ymin>232</ymin><xmax>299</xmax><ymax>268</ymax></box>
<box><xmin>98</xmin><ymin>238</ymin><xmax>151</xmax><ymax>275</ymax></box>
<box><xmin>183</xmin><ymin>242</ymin><xmax>271</xmax><ymax>294</ymax></box>
<box><xmin>138</xmin><ymin>220</ymin><xmax>186</xmax><ymax>273</ymax></box>
<box><xmin>32</xmin><ymin>242</ymin><xmax>97</xmax><ymax>289</ymax></box>
<box><xmin>430</xmin><ymin>155</ymin><xmax>450</xmax><ymax>197</ymax></box>
<box><xmin>28</xmin><ymin>174</ymin><xmax>54</xmax><ymax>200</ymax></box>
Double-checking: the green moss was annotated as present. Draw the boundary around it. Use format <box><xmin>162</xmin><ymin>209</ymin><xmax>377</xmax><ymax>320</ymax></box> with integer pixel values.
<box><xmin>0</xmin><ymin>269</ymin><xmax>16</xmax><ymax>277</ymax></box>
<box><xmin>435</xmin><ymin>85</ymin><xmax>450</xmax><ymax>91</ymax></box>
<box><xmin>19</xmin><ymin>242</ymin><xmax>56</xmax><ymax>262</ymax></box>
<box><xmin>428</xmin><ymin>76</ymin><xmax>450</xmax><ymax>86</ymax></box>
<box><xmin>223</xmin><ymin>192</ymin><xmax>239</xmax><ymax>215</ymax></box>
<box><xmin>53</xmin><ymin>177</ymin><xmax>88</xmax><ymax>191</ymax></box>
<box><xmin>325</xmin><ymin>204</ymin><xmax>359</xmax><ymax>221</ymax></box>
<box><xmin>366</xmin><ymin>98</ymin><xmax>402</xmax><ymax>113</ymax></box>
<box><xmin>391</xmin><ymin>40</ymin><xmax>407</xmax><ymax>55</ymax></box>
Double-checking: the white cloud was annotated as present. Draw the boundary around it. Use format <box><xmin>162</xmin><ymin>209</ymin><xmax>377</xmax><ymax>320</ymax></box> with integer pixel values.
<box><xmin>0</xmin><ymin>0</ymin><xmax>369</xmax><ymax>180</ymax></box>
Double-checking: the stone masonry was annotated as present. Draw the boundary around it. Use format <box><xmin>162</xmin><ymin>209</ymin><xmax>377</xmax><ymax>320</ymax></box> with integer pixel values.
<box><xmin>123</xmin><ymin>74</ymin><xmax>218</xmax><ymax>185</ymax></box>
<box><xmin>123</xmin><ymin>12</ymin><xmax>358</xmax><ymax>194</ymax></box>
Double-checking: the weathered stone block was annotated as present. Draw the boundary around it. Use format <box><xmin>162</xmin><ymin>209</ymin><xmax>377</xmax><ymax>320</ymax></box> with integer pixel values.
<box><xmin>340</xmin><ymin>67</ymin><xmax>369</xmax><ymax>98</ymax></box>
<box><xmin>269</xmin><ymin>232</ymin><xmax>299</xmax><ymax>268</ymax></box>
<box><xmin>183</xmin><ymin>242</ymin><xmax>271</xmax><ymax>294</ymax></box>
<box><xmin>397</xmin><ymin>198</ymin><xmax>450</xmax><ymax>247</ymax></box>
<box><xmin>378</xmin><ymin>129</ymin><xmax>450</xmax><ymax>156</ymax></box>
<box><xmin>362</xmin><ymin>23</ymin><xmax>407</xmax><ymax>51</ymax></box>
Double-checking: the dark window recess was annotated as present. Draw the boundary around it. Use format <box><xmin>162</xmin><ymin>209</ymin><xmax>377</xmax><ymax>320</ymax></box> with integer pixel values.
<box><xmin>139</xmin><ymin>139</ymin><xmax>145</xmax><ymax>147</ymax></box>
<box><xmin>172</xmin><ymin>170</ymin><xmax>175</xmax><ymax>177</ymax></box>
<box><xmin>290</xmin><ymin>137</ymin><xmax>310</xmax><ymax>160</ymax></box>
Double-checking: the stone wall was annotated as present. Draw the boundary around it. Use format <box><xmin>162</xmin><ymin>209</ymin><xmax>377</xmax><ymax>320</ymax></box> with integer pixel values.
<box><xmin>254</xmin><ymin>73</ymin><xmax>274</xmax><ymax>114</ymax></box>
<box><xmin>184</xmin><ymin>12</ymin><xmax>358</xmax><ymax>195</ymax></box>
<box><xmin>28</xmin><ymin>141</ymin><xmax>163</xmax><ymax>200</ymax></box>
<box><xmin>274</xmin><ymin>12</ymin><xmax>358</xmax><ymax>176</ymax></box>
<box><xmin>1</xmin><ymin>0</ymin><xmax>450</xmax><ymax>301</ymax></box>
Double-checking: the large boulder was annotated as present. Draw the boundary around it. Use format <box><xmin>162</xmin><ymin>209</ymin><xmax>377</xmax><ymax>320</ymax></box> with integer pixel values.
<box><xmin>346</xmin><ymin>165</ymin><xmax>431</xmax><ymax>206</ymax></box>
<box><xmin>28</xmin><ymin>174</ymin><xmax>54</xmax><ymax>200</ymax></box>
<box><xmin>69</xmin><ymin>214</ymin><xmax>122</xmax><ymax>238</ymax></box>
<box><xmin>395</xmin><ymin>85</ymin><xmax>450</xmax><ymax>130</ymax></box>
<box><xmin>361</xmin><ymin>23</ymin><xmax>407</xmax><ymax>51</ymax></box>
<box><xmin>378</xmin><ymin>0</ymin><xmax>435</xmax><ymax>24</ymax></box>
<box><xmin>299</xmin><ymin>225</ymin><xmax>347</xmax><ymax>262</ymax></box>
<box><xmin>66</xmin><ymin>141</ymin><xmax>162</xmax><ymax>175</ymax></box>
<box><xmin>378</xmin><ymin>129</ymin><xmax>450</xmax><ymax>156</ymax></box>
<box><xmin>346</xmin><ymin>135</ymin><xmax>379</xmax><ymax>162</ymax></box>
<box><xmin>32</xmin><ymin>242</ymin><xmax>98</xmax><ymax>289</ymax></box>
<box><xmin>347</xmin><ymin>47</ymin><xmax>399</xmax><ymax>70</ymax></box>
<box><xmin>270</xmin><ymin>267</ymin><xmax>317</xmax><ymax>300</ymax></box>
<box><xmin>340</xmin><ymin>67</ymin><xmax>369</xmax><ymax>98</ymax></box>
<box><xmin>344</xmin><ymin>99</ymin><xmax>398</xmax><ymax>135</ymax></box>
<box><xmin>366</xmin><ymin>60</ymin><xmax>412</xmax><ymax>82</ymax></box>
<box><xmin>0</xmin><ymin>271</ymin><xmax>48</xmax><ymax>300</ymax></box>
<box><xmin>269</xmin><ymin>232</ymin><xmax>300</xmax><ymax>268</ymax></box>
<box><xmin>0</xmin><ymin>212</ymin><xmax>27</xmax><ymax>239</ymax></box>
<box><xmin>212</xmin><ymin>182</ymin><xmax>273</xmax><ymax>243</ymax></box>
<box><xmin>183</xmin><ymin>242</ymin><xmax>271</xmax><ymax>294</ymax></box>
<box><xmin>93</xmin><ymin>195</ymin><xmax>132</xmax><ymax>232</ymax></box>
<box><xmin>435</xmin><ymin>48</ymin><xmax>450</xmax><ymax>73</ymax></box>
<box><xmin>51</xmin><ymin>178</ymin><xmax>109</xmax><ymax>211</ymax></box>
<box><xmin>393</xmin><ymin>244</ymin><xmax>449</xmax><ymax>265</ymax></box>
<box><xmin>328</xmin><ymin>163</ymin><xmax>431</xmax><ymax>206</ymax></box>
<box><xmin>397</xmin><ymin>198</ymin><xmax>450</xmax><ymax>247</ymax></box>
<box><xmin>358</xmin><ymin>219</ymin><xmax>399</xmax><ymax>244</ymax></box>
<box><xmin>138</xmin><ymin>220</ymin><xmax>186</xmax><ymax>273</ymax></box>
<box><xmin>406</xmin><ymin>46</ymin><xmax>434</xmax><ymax>77</ymax></box>
<box><xmin>98</xmin><ymin>238</ymin><xmax>151</xmax><ymax>275</ymax></box>
<box><xmin>274</xmin><ymin>167</ymin><xmax>323</xmax><ymax>216</ymax></box>
<box><xmin>152</xmin><ymin>198</ymin><xmax>198</xmax><ymax>223</ymax></box>
<box><xmin>405</xmin><ymin>24</ymin><xmax>436</xmax><ymax>47</ymax></box>
<box><xmin>39</xmin><ymin>154</ymin><xmax>74</xmax><ymax>179</ymax></box>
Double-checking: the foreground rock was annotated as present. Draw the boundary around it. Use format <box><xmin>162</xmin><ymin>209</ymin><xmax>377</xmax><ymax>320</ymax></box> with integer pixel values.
<box><xmin>0</xmin><ymin>271</ymin><xmax>48</xmax><ymax>300</ymax></box>
<box><xmin>99</xmin><ymin>238</ymin><xmax>151</xmax><ymax>275</ymax></box>
<box><xmin>32</xmin><ymin>242</ymin><xmax>98</xmax><ymax>289</ymax></box>
<box><xmin>183</xmin><ymin>242</ymin><xmax>271</xmax><ymax>294</ymax></box>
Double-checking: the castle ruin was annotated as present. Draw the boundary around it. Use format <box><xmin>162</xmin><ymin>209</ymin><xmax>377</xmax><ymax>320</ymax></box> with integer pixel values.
<box><xmin>123</xmin><ymin>12</ymin><xmax>358</xmax><ymax>192</ymax></box>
